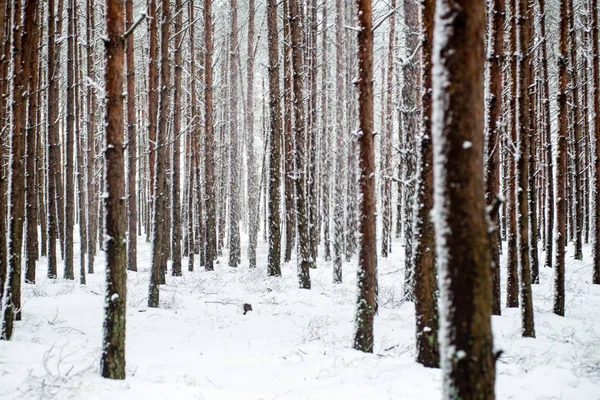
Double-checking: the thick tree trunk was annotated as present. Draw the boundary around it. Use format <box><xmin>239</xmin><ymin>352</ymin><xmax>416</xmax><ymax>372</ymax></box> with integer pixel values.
<box><xmin>431</xmin><ymin>0</ymin><xmax>496</xmax><ymax>394</ymax></box>
<box><xmin>101</xmin><ymin>0</ymin><xmax>126</xmax><ymax>378</ymax></box>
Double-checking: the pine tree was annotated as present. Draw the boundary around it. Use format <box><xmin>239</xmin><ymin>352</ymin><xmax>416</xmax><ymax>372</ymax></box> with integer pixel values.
<box><xmin>101</xmin><ymin>0</ymin><xmax>127</xmax><ymax>379</ymax></box>
<box><xmin>593</xmin><ymin>0</ymin><xmax>600</xmax><ymax>286</ymax></box>
<box><xmin>413</xmin><ymin>0</ymin><xmax>439</xmax><ymax>367</ymax></box>
<box><xmin>267</xmin><ymin>0</ymin><xmax>282</xmax><ymax>277</ymax></box>
<box><xmin>125</xmin><ymin>0</ymin><xmax>137</xmax><ymax>272</ymax></box>
<box><xmin>353</xmin><ymin>0</ymin><xmax>376</xmax><ymax>354</ymax></box>
<box><xmin>431</xmin><ymin>0</ymin><xmax>496</xmax><ymax>394</ymax></box>
<box><xmin>171</xmin><ymin>0</ymin><xmax>183</xmax><ymax>276</ymax></box>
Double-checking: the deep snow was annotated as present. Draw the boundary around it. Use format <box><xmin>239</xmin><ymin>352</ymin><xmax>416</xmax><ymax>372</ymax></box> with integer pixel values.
<box><xmin>1</xmin><ymin>233</ymin><xmax>599</xmax><ymax>399</ymax></box>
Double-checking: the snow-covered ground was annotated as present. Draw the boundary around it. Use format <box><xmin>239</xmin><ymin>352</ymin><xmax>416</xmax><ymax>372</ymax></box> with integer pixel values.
<box><xmin>1</xmin><ymin>234</ymin><xmax>599</xmax><ymax>399</ymax></box>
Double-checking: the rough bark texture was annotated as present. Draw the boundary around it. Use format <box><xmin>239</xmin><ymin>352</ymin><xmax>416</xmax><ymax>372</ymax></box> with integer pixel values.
<box><xmin>333</xmin><ymin>0</ymin><xmax>344</xmax><ymax>284</ymax></box>
<box><xmin>228</xmin><ymin>0</ymin><xmax>241</xmax><ymax>269</ymax></box>
<box><xmin>593</xmin><ymin>0</ymin><xmax>600</xmax><ymax>285</ymax></box>
<box><xmin>485</xmin><ymin>0</ymin><xmax>505</xmax><ymax>315</ymax></box>
<box><xmin>267</xmin><ymin>0</ymin><xmax>282</xmax><ymax>277</ymax></box>
<box><xmin>204</xmin><ymin>0</ymin><xmax>216</xmax><ymax>271</ymax></box>
<box><xmin>413</xmin><ymin>0</ymin><xmax>439</xmax><ymax>368</ymax></box>
<box><xmin>402</xmin><ymin>0</ymin><xmax>419</xmax><ymax>299</ymax></box>
<box><xmin>2</xmin><ymin>0</ymin><xmax>38</xmax><ymax>340</ymax></box>
<box><xmin>86</xmin><ymin>0</ymin><xmax>97</xmax><ymax>274</ymax></box>
<box><xmin>432</xmin><ymin>0</ymin><xmax>496</xmax><ymax>395</ymax></box>
<box><xmin>101</xmin><ymin>0</ymin><xmax>126</xmax><ymax>378</ymax></box>
<box><xmin>289</xmin><ymin>0</ymin><xmax>313</xmax><ymax>289</ymax></box>
<box><xmin>247</xmin><ymin>0</ymin><xmax>258</xmax><ymax>269</ymax></box>
<box><xmin>353</xmin><ymin>0</ymin><xmax>376</xmax><ymax>354</ymax></box>
<box><xmin>148</xmin><ymin>0</ymin><xmax>171</xmax><ymax>307</ymax></box>
<box><xmin>516</xmin><ymin>0</ymin><xmax>535</xmax><ymax>337</ymax></box>
<box><xmin>554</xmin><ymin>0</ymin><xmax>569</xmax><ymax>314</ymax></box>
<box><xmin>171</xmin><ymin>0</ymin><xmax>183</xmax><ymax>276</ymax></box>
<box><xmin>64</xmin><ymin>0</ymin><xmax>75</xmax><ymax>281</ymax></box>
<box><xmin>283</xmin><ymin>0</ymin><xmax>295</xmax><ymax>263</ymax></box>
<box><xmin>125</xmin><ymin>0</ymin><xmax>137</xmax><ymax>272</ymax></box>
<box><xmin>506</xmin><ymin>0</ymin><xmax>519</xmax><ymax>308</ymax></box>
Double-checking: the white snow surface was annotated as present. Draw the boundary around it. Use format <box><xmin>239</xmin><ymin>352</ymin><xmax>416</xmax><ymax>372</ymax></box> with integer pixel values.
<box><xmin>1</xmin><ymin>233</ymin><xmax>599</xmax><ymax>399</ymax></box>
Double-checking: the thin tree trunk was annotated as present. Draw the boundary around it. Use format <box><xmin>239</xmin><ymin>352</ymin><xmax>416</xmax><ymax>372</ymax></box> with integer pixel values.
<box><xmin>516</xmin><ymin>0</ymin><xmax>535</xmax><ymax>337</ymax></box>
<box><xmin>171</xmin><ymin>0</ymin><xmax>183</xmax><ymax>276</ymax></box>
<box><xmin>413</xmin><ymin>0</ymin><xmax>439</xmax><ymax>367</ymax></box>
<box><xmin>592</xmin><ymin>0</ymin><xmax>600</xmax><ymax>285</ymax></box>
<box><xmin>353</xmin><ymin>0</ymin><xmax>376</xmax><ymax>354</ymax></box>
<box><xmin>204</xmin><ymin>0</ymin><xmax>216</xmax><ymax>271</ymax></box>
<box><xmin>86</xmin><ymin>0</ymin><xmax>97</xmax><ymax>274</ymax></box>
<box><xmin>555</xmin><ymin>0</ymin><xmax>569</xmax><ymax>313</ymax></box>
<box><xmin>64</xmin><ymin>0</ymin><xmax>75</xmax><ymax>281</ymax></box>
<box><xmin>289</xmin><ymin>0</ymin><xmax>313</xmax><ymax>288</ymax></box>
<box><xmin>247</xmin><ymin>0</ymin><xmax>258</xmax><ymax>269</ymax></box>
<box><xmin>126</xmin><ymin>0</ymin><xmax>137</xmax><ymax>272</ymax></box>
<box><xmin>148</xmin><ymin>0</ymin><xmax>171</xmax><ymax>307</ymax></box>
<box><xmin>485</xmin><ymin>0</ymin><xmax>504</xmax><ymax>315</ymax></box>
<box><xmin>267</xmin><ymin>0</ymin><xmax>282</xmax><ymax>277</ymax></box>
<box><xmin>228</xmin><ymin>0</ymin><xmax>241</xmax><ymax>268</ymax></box>
<box><xmin>283</xmin><ymin>0</ymin><xmax>295</xmax><ymax>263</ymax></box>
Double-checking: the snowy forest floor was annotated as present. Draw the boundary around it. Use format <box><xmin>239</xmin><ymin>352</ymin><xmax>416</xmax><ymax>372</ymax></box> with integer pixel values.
<box><xmin>1</xmin><ymin>232</ymin><xmax>600</xmax><ymax>399</ymax></box>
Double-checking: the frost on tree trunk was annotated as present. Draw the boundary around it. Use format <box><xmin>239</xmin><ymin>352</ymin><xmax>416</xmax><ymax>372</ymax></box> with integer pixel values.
<box><xmin>554</xmin><ymin>0</ymin><xmax>569</xmax><ymax>315</ymax></box>
<box><xmin>171</xmin><ymin>0</ymin><xmax>183</xmax><ymax>276</ymax></box>
<box><xmin>484</xmin><ymin>0</ymin><xmax>504</xmax><ymax>315</ymax></box>
<box><xmin>333</xmin><ymin>0</ymin><xmax>345</xmax><ymax>284</ymax></box>
<box><xmin>267</xmin><ymin>0</ymin><xmax>282</xmax><ymax>277</ymax></box>
<box><xmin>431</xmin><ymin>0</ymin><xmax>496</xmax><ymax>395</ymax></box>
<box><xmin>101</xmin><ymin>0</ymin><xmax>126</xmax><ymax>378</ymax></box>
<box><xmin>125</xmin><ymin>0</ymin><xmax>137</xmax><ymax>273</ymax></box>
<box><xmin>228</xmin><ymin>0</ymin><xmax>241</xmax><ymax>269</ymax></box>
<box><xmin>353</xmin><ymin>0</ymin><xmax>376</xmax><ymax>354</ymax></box>
<box><xmin>505</xmin><ymin>0</ymin><xmax>519</xmax><ymax>309</ymax></box>
<box><xmin>592</xmin><ymin>0</ymin><xmax>600</xmax><ymax>285</ymax></box>
<box><xmin>2</xmin><ymin>0</ymin><xmax>38</xmax><ymax>340</ymax></box>
<box><xmin>402</xmin><ymin>0</ymin><xmax>420</xmax><ymax>299</ymax></box>
<box><xmin>148</xmin><ymin>0</ymin><xmax>171</xmax><ymax>307</ymax></box>
<box><xmin>204</xmin><ymin>0</ymin><xmax>216</xmax><ymax>272</ymax></box>
<box><xmin>413</xmin><ymin>0</ymin><xmax>440</xmax><ymax>368</ymax></box>
<box><xmin>515</xmin><ymin>0</ymin><xmax>535</xmax><ymax>337</ymax></box>
<box><xmin>289</xmin><ymin>0</ymin><xmax>313</xmax><ymax>289</ymax></box>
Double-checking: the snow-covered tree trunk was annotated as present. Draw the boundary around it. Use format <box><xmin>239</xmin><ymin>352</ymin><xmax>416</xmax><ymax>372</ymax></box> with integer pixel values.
<box><xmin>125</xmin><ymin>0</ymin><xmax>137</xmax><ymax>272</ymax></box>
<box><xmin>353</xmin><ymin>0</ymin><xmax>376</xmax><ymax>354</ymax></box>
<box><xmin>485</xmin><ymin>0</ymin><xmax>504</xmax><ymax>315</ymax></box>
<box><xmin>101</xmin><ymin>0</ymin><xmax>126</xmax><ymax>378</ymax></box>
<box><xmin>431</xmin><ymin>0</ymin><xmax>496</xmax><ymax>394</ymax></box>
<box><xmin>554</xmin><ymin>0</ymin><xmax>569</xmax><ymax>315</ymax></box>
<box><xmin>593</xmin><ymin>0</ymin><xmax>600</xmax><ymax>286</ymax></box>
<box><xmin>267</xmin><ymin>0</ymin><xmax>282</xmax><ymax>277</ymax></box>
<box><xmin>413</xmin><ymin>0</ymin><xmax>440</xmax><ymax>368</ymax></box>
<box><xmin>204</xmin><ymin>0</ymin><xmax>216</xmax><ymax>271</ymax></box>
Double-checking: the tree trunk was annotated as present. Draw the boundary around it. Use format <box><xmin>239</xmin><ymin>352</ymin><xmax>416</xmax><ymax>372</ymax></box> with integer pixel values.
<box><xmin>283</xmin><ymin>0</ymin><xmax>295</xmax><ymax>263</ymax></box>
<box><xmin>228</xmin><ymin>0</ymin><xmax>241</xmax><ymax>268</ymax></box>
<box><xmin>289</xmin><ymin>0</ymin><xmax>313</xmax><ymax>288</ymax></box>
<box><xmin>431</xmin><ymin>0</ymin><xmax>496</xmax><ymax>394</ymax></box>
<box><xmin>126</xmin><ymin>0</ymin><xmax>137</xmax><ymax>272</ymax></box>
<box><xmin>516</xmin><ymin>0</ymin><xmax>535</xmax><ymax>337</ymax></box>
<box><xmin>592</xmin><ymin>0</ymin><xmax>600</xmax><ymax>285</ymax></box>
<box><xmin>353</xmin><ymin>0</ymin><xmax>376</xmax><ymax>354</ymax></box>
<box><xmin>101</xmin><ymin>0</ymin><xmax>126</xmax><ymax>378</ymax></box>
<box><xmin>148</xmin><ymin>0</ymin><xmax>171</xmax><ymax>307</ymax></box>
<box><xmin>2</xmin><ymin>0</ymin><xmax>39</xmax><ymax>340</ymax></box>
<box><xmin>555</xmin><ymin>0</ymin><xmax>569</xmax><ymax>314</ymax></box>
<box><xmin>247</xmin><ymin>0</ymin><xmax>258</xmax><ymax>268</ymax></box>
<box><xmin>171</xmin><ymin>0</ymin><xmax>183</xmax><ymax>276</ymax></box>
<box><xmin>413</xmin><ymin>0</ymin><xmax>440</xmax><ymax>367</ymax></box>
<box><xmin>267</xmin><ymin>0</ymin><xmax>282</xmax><ymax>277</ymax></box>
<box><xmin>485</xmin><ymin>0</ymin><xmax>504</xmax><ymax>315</ymax></box>
<box><xmin>64</xmin><ymin>0</ymin><xmax>75</xmax><ymax>281</ymax></box>
<box><xmin>86</xmin><ymin>0</ymin><xmax>97</xmax><ymax>274</ymax></box>
<box><xmin>204</xmin><ymin>0</ymin><xmax>216</xmax><ymax>271</ymax></box>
